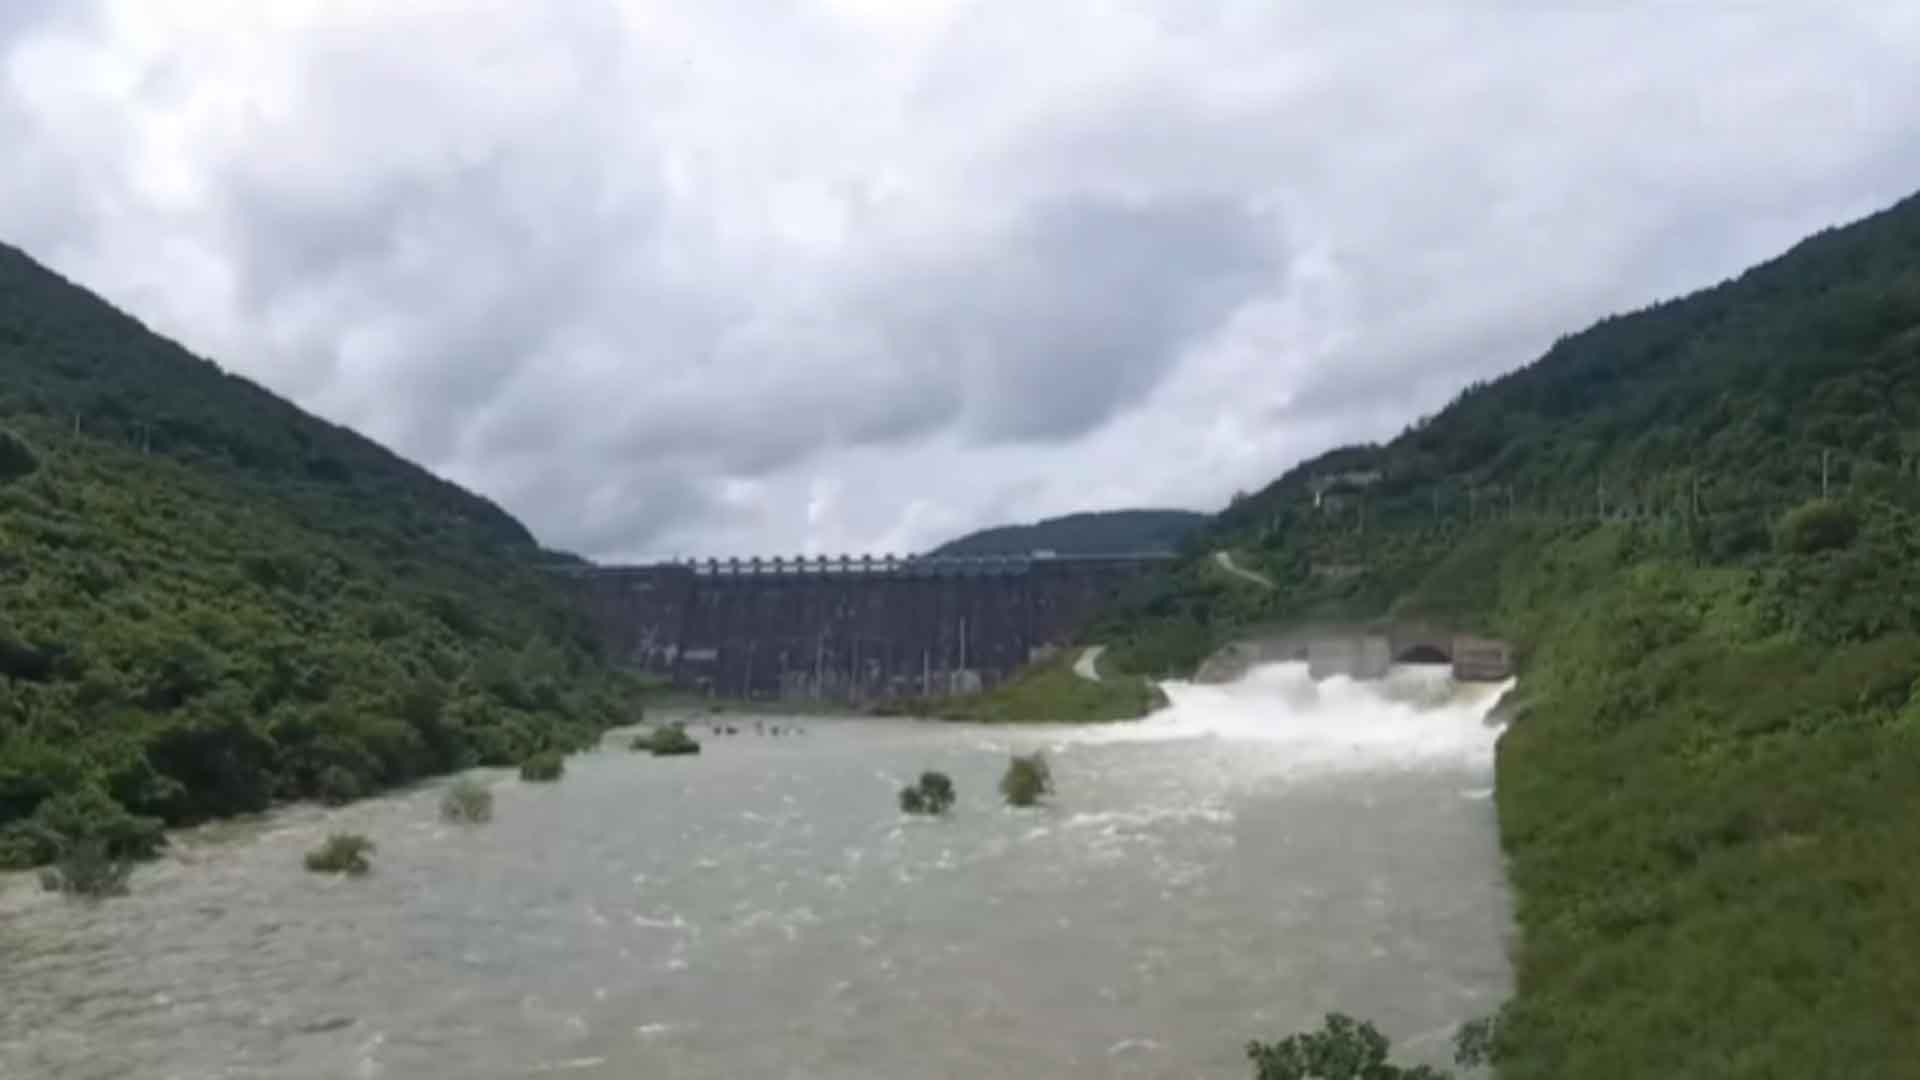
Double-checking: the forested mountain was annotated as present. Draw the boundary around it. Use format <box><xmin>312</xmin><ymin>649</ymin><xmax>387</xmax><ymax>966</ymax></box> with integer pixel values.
<box><xmin>929</xmin><ymin>509</ymin><xmax>1205</xmax><ymax>556</ymax></box>
<box><xmin>0</xmin><ymin>243</ymin><xmax>637</xmax><ymax>868</ymax></box>
<box><xmin>1096</xmin><ymin>190</ymin><xmax>1920</xmax><ymax>1077</ymax></box>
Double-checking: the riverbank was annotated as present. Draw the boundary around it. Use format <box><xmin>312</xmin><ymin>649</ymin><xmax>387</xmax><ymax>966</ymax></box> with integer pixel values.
<box><xmin>0</xmin><ymin>682</ymin><xmax>1507</xmax><ymax>1079</ymax></box>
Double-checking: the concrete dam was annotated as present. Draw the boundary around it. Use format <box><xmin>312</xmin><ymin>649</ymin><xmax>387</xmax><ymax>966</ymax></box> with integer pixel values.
<box><xmin>559</xmin><ymin>552</ymin><xmax>1171</xmax><ymax>701</ymax></box>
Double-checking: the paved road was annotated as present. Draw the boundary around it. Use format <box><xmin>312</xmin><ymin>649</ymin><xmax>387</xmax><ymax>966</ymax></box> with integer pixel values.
<box><xmin>1073</xmin><ymin>645</ymin><xmax>1106</xmax><ymax>683</ymax></box>
<box><xmin>1213</xmin><ymin>550</ymin><xmax>1275</xmax><ymax>589</ymax></box>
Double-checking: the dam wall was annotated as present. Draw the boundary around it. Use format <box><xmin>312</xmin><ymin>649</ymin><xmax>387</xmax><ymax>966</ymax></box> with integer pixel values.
<box><xmin>560</xmin><ymin>553</ymin><xmax>1169</xmax><ymax>700</ymax></box>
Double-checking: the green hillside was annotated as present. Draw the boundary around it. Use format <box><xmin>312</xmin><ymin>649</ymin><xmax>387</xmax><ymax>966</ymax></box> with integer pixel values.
<box><xmin>930</xmin><ymin>508</ymin><xmax>1205</xmax><ymax>556</ymax></box>
<box><xmin>0</xmin><ymin>243</ymin><xmax>638</xmax><ymax>868</ymax></box>
<box><xmin>1097</xmin><ymin>191</ymin><xmax>1920</xmax><ymax>1077</ymax></box>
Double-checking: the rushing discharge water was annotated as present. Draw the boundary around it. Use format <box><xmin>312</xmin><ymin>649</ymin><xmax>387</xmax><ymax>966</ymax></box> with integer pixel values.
<box><xmin>0</xmin><ymin>663</ymin><xmax>1514</xmax><ymax>1079</ymax></box>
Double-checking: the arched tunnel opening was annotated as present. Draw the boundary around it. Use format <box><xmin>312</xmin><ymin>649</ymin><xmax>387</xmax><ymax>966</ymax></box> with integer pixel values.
<box><xmin>1394</xmin><ymin>644</ymin><xmax>1452</xmax><ymax>665</ymax></box>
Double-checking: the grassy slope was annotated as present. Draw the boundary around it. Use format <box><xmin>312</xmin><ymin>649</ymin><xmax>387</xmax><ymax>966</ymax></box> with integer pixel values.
<box><xmin>1097</xmin><ymin>191</ymin><xmax>1920</xmax><ymax>1076</ymax></box>
<box><xmin>886</xmin><ymin>650</ymin><xmax>1168</xmax><ymax>724</ymax></box>
<box><xmin>0</xmin><ymin>243</ymin><xmax>639</xmax><ymax>866</ymax></box>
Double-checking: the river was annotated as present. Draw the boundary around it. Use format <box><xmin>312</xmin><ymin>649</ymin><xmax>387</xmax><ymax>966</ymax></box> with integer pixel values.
<box><xmin>0</xmin><ymin>663</ymin><xmax>1513</xmax><ymax>1079</ymax></box>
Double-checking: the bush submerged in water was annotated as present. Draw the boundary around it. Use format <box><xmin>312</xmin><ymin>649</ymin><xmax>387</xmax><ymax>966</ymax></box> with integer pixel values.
<box><xmin>519</xmin><ymin>751</ymin><xmax>566</xmax><ymax>782</ymax></box>
<box><xmin>634</xmin><ymin>725</ymin><xmax>702</xmax><ymax>757</ymax></box>
<box><xmin>439</xmin><ymin>778</ymin><xmax>494</xmax><ymax>824</ymax></box>
<box><xmin>304</xmin><ymin>832</ymin><xmax>375</xmax><ymax>876</ymax></box>
<box><xmin>898</xmin><ymin>771</ymin><xmax>956</xmax><ymax>815</ymax></box>
<box><xmin>39</xmin><ymin>837</ymin><xmax>135</xmax><ymax>898</ymax></box>
<box><xmin>999</xmin><ymin>753</ymin><xmax>1053</xmax><ymax>808</ymax></box>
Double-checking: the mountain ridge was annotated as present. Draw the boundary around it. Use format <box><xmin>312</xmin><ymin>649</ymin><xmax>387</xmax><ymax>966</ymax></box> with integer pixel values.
<box><xmin>0</xmin><ymin>240</ymin><xmax>635</xmax><ymax>868</ymax></box>
<box><xmin>1095</xmin><ymin>187</ymin><xmax>1920</xmax><ymax>1077</ymax></box>
<box><xmin>929</xmin><ymin>508</ymin><xmax>1206</xmax><ymax>557</ymax></box>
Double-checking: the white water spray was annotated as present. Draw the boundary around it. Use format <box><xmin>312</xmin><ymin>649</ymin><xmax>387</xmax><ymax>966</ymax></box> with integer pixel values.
<box><xmin>1069</xmin><ymin>662</ymin><xmax>1513</xmax><ymax>773</ymax></box>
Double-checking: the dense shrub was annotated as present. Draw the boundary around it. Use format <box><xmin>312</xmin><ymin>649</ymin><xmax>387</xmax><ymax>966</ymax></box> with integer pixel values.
<box><xmin>439</xmin><ymin>778</ymin><xmax>494</xmax><ymax>824</ymax></box>
<box><xmin>898</xmin><ymin>771</ymin><xmax>956</xmax><ymax>815</ymax></box>
<box><xmin>303</xmin><ymin>832</ymin><xmax>374</xmax><ymax>876</ymax></box>
<box><xmin>1246</xmin><ymin>1014</ymin><xmax>1453</xmax><ymax>1079</ymax></box>
<box><xmin>635</xmin><ymin>725</ymin><xmax>701</xmax><ymax>757</ymax></box>
<box><xmin>1776</xmin><ymin>498</ymin><xmax>1860</xmax><ymax>554</ymax></box>
<box><xmin>519</xmin><ymin>751</ymin><xmax>566</xmax><ymax>782</ymax></box>
<box><xmin>999</xmin><ymin>754</ymin><xmax>1053</xmax><ymax>808</ymax></box>
<box><xmin>0</xmin><ymin>785</ymin><xmax>168</xmax><ymax>870</ymax></box>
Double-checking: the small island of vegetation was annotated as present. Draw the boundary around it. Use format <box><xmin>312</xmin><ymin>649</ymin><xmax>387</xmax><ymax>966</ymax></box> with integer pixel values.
<box><xmin>898</xmin><ymin>771</ymin><xmax>957</xmax><ymax>815</ymax></box>
<box><xmin>999</xmin><ymin>753</ymin><xmax>1053</xmax><ymax>807</ymax></box>
<box><xmin>634</xmin><ymin>724</ymin><xmax>702</xmax><ymax>756</ymax></box>
<box><xmin>303</xmin><ymin>833</ymin><xmax>375</xmax><ymax>876</ymax></box>
<box><xmin>879</xmin><ymin>650</ymin><xmax>1165</xmax><ymax>725</ymax></box>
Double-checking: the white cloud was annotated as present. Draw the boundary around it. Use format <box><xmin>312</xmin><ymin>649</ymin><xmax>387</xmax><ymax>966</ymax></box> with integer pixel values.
<box><xmin>2</xmin><ymin>1</ymin><xmax>1917</xmax><ymax>559</ymax></box>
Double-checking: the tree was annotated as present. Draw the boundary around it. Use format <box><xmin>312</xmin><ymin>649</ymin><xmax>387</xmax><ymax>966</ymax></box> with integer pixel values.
<box><xmin>898</xmin><ymin>771</ymin><xmax>956</xmax><ymax>815</ymax></box>
<box><xmin>999</xmin><ymin>753</ymin><xmax>1053</xmax><ymax>807</ymax></box>
<box><xmin>0</xmin><ymin>425</ymin><xmax>37</xmax><ymax>482</ymax></box>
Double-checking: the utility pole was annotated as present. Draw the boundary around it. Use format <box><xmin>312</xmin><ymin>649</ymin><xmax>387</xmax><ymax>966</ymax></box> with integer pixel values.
<box><xmin>1821</xmin><ymin>450</ymin><xmax>1831</xmax><ymax>499</ymax></box>
<box><xmin>922</xmin><ymin>648</ymin><xmax>930</xmax><ymax>697</ymax></box>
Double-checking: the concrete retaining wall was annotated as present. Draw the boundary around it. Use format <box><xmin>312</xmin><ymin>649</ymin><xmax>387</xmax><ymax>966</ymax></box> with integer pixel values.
<box><xmin>1196</xmin><ymin>623</ymin><xmax>1514</xmax><ymax>684</ymax></box>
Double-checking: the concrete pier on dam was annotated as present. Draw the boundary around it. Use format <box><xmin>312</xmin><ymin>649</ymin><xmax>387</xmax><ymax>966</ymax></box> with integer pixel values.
<box><xmin>1196</xmin><ymin>623</ymin><xmax>1514</xmax><ymax>685</ymax></box>
<box><xmin>557</xmin><ymin>552</ymin><xmax>1171</xmax><ymax>701</ymax></box>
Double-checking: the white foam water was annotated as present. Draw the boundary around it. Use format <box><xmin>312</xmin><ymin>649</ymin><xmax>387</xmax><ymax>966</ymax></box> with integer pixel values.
<box><xmin>1067</xmin><ymin>661</ymin><xmax>1512</xmax><ymax>773</ymax></box>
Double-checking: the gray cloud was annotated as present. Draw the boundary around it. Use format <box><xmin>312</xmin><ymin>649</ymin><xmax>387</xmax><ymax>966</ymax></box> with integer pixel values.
<box><xmin>0</xmin><ymin>2</ymin><xmax>1917</xmax><ymax>560</ymax></box>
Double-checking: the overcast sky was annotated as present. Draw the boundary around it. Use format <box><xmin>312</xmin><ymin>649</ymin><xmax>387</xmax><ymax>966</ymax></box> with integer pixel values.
<box><xmin>3</xmin><ymin>2</ymin><xmax>1917</xmax><ymax>560</ymax></box>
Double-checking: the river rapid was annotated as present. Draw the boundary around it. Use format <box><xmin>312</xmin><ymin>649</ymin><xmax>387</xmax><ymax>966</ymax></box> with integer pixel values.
<box><xmin>0</xmin><ymin>663</ymin><xmax>1514</xmax><ymax>1079</ymax></box>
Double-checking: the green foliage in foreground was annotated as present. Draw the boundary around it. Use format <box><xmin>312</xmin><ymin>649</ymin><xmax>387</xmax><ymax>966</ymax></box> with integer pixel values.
<box><xmin>518</xmin><ymin>751</ymin><xmax>566</xmax><ymax>782</ymax></box>
<box><xmin>1099</xmin><ymin>190</ymin><xmax>1920</xmax><ymax>1076</ymax></box>
<box><xmin>999</xmin><ymin>753</ymin><xmax>1052</xmax><ymax>808</ymax></box>
<box><xmin>439</xmin><ymin>778</ymin><xmax>494</xmax><ymax>824</ymax></box>
<box><xmin>0</xmin><ymin>242</ymin><xmax>642</xmax><ymax>870</ymax></box>
<box><xmin>303</xmin><ymin>832</ymin><xmax>374</xmax><ymax>876</ymax></box>
<box><xmin>635</xmin><ymin>724</ymin><xmax>702</xmax><ymax>756</ymax></box>
<box><xmin>886</xmin><ymin>651</ymin><xmax>1167</xmax><ymax>724</ymax></box>
<box><xmin>898</xmin><ymin>770</ymin><xmax>956</xmax><ymax>815</ymax></box>
<box><xmin>1247</xmin><ymin>1014</ymin><xmax>1453</xmax><ymax>1080</ymax></box>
